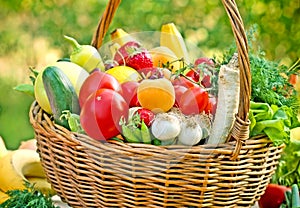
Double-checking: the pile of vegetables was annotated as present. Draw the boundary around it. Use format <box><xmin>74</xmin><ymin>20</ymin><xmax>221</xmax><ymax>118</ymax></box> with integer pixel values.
<box><xmin>15</xmin><ymin>24</ymin><xmax>300</xmax><ymax>149</ymax></box>
<box><xmin>17</xmin><ymin>23</ymin><xmax>226</xmax><ymax>147</ymax></box>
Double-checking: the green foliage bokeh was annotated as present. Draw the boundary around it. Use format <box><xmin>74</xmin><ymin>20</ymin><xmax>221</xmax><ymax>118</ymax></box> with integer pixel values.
<box><xmin>0</xmin><ymin>0</ymin><xmax>299</xmax><ymax>149</ymax></box>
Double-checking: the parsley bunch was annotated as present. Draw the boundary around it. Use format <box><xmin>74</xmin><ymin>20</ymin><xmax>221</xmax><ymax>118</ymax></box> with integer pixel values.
<box><xmin>0</xmin><ymin>183</ymin><xmax>59</xmax><ymax>208</ymax></box>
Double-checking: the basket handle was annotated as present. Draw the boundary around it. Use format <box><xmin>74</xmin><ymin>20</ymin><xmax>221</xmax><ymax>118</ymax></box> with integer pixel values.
<box><xmin>91</xmin><ymin>0</ymin><xmax>251</xmax><ymax>158</ymax></box>
<box><xmin>91</xmin><ymin>0</ymin><xmax>122</xmax><ymax>48</ymax></box>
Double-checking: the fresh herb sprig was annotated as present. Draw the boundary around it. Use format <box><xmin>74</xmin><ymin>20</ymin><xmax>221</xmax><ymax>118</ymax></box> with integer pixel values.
<box><xmin>0</xmin><ymin>182</ymin><xmax>59</xmax><ymax>208</ymax></box>
<box><xmin>222</xmin><ymin>26</ymin><xmax>300</xmax><ymax>113</ymax></box>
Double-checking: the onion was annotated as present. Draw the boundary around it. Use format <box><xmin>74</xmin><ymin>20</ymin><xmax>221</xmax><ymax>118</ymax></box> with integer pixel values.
<box><xmin>178</xmin><ymin>118</ymin><xmax>202</xmax><ymax>146</ymax></box>
<box><xmin>151</xmin><ymin>113</ymin><xmax>180</xmax><ymax>141</ymax></box>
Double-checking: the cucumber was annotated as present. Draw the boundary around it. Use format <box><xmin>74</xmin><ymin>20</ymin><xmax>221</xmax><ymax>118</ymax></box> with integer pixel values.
<box><xmin>42</xmin><ymin>66</ymin><xmax>80</xmax><ymax>129</ymax></box>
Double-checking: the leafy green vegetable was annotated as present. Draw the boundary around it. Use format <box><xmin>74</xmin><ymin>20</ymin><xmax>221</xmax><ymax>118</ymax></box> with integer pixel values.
<box><xmin>249</xmin><ymin>101</ymin><xmax>300</xmax><ymax>146</ymax></box>
<box><xmin>0</xmin><ymin>182</ymin><xmax>59</xmax><ymax>208</ymax></box>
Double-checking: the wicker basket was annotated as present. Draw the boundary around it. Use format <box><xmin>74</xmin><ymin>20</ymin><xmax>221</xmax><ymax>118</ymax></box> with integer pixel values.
<box><xmin>30</xmin><ymin>0</ymin><xmax>285</xmax><ymax>207</ymax></box>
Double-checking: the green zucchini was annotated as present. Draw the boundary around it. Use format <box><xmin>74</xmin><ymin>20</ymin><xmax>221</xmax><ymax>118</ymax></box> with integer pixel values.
<box><xmin>42</xmin><ymin>66</ymin><xmax>80</xmax><ymax>129</ymax></box>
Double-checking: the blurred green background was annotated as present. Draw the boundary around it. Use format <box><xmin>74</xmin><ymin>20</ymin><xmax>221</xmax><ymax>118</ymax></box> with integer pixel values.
<box><xmin>0</xmin><ymin>0</ymin><xmax>299</xmax><ymax>149</ymax></box>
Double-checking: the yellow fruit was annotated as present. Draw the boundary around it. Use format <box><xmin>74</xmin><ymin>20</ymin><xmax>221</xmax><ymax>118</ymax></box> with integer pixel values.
<box><xmin>34</xmin><ymin>61</ymin><xmax>89</xmax><ymax>114</ymax></box>
<box><xmin>137</xmin><ymin>78</ymin><xmax>175</xmax><ymax>113</ymax></box>
<box><xmin>160</xmin><ymin>23</ymin><xmax>190</xmax><ymax>64</ymax></box>
<box><xmin>106</xmin><ymin>66</ymin><xmax>142</xmax><ymax>83</ymax></box>
<box><xmin>110</xmin><ymin>28</ymin><xmax>137</xmax><ymax>46</ymax></box>
<box><xmin>0</xmin><ymin>190</ymin><xmax>9</xmax><ymax>204</ymax></box>
<box><xmin>149</xmin><ymin>46</ymin><xmax>181</xmax><ymax>72</ymax></box>
<box><xmin>0</xmin><ymin>149</ymin><xmax>50</xmax><ymax>193</ymax></box>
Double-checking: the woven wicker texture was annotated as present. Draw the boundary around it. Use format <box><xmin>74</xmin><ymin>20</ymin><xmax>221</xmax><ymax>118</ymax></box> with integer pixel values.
<box><xmin>30</xmin><ymin>0</ymin><xmax>285</xmax><ymax>207</ymax></box>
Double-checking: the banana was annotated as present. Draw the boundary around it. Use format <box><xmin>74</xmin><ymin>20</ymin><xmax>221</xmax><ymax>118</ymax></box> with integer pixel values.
<box><xmin>0</xmin><ymin>189</ymin><xmax>9</xmax><ymax>204</ymax></box>
<box><xmin>27</xmin><ymin>177</ymin><xmax>55</xmax><ymax>195</ymax></box>
<box><xmin>0</xmin><ymin>136</ymin><xmax>8</xmax><ymax>158</ymax></box>
<box><xmin>110</xmin><ymin>28</ymin><xmax>138</xmax><ymax>46</ymax></box>
<box><xmin>160</xmin><ymin>23</ymin><xmax>190</xmax><ymax>66</ymax></box>
<box><xmin>0</xmin><ymin>149</ymin><xmax>53</xmax><ymax>195</ymax></box>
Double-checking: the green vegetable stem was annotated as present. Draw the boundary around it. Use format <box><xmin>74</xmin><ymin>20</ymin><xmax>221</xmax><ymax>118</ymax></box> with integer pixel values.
<box><xmin>280</xmin><ymin>184</ymin><xmax>300</xmax><ymax>208</ymax></box>
<box><xmin>64</xmin><ymin>35</ymin><xmax>105</xmax><ymax>73</ymax></box>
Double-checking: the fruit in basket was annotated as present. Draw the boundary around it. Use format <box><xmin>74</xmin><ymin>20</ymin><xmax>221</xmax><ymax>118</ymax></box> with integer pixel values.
<box><xmin>110</xmin><ymin>28</ymin><xmax>138</xmax><ymax>47</ymax></box>
<box><xmin>34</xmin><ymin>61</ymin><xmax>88</xmax><ymax>114</ymax></box>
<box><xmin>120</xmin><ymin>81</ymin><xmax>140</xmax><ymax>107</ymax></box>
<box><xmin>0</xmin><ymin>149</ymin><xmax>54</xmax><ymax>195</ymax></box>
<box><xmin>178</xmin><ymin>86</ymin><xmax>209</xmax><ymax>115</ymax></box>
<box><xmin>204</xmin><ymin>95</ymin><xmax>217</xmax><ymax>115</ymax></box>
<box><xmin>106</xmin><ymin>65</ymin><xmax>142</xmax><ymax>83</ymax></box>
<box><xmin>160</xmin><ymin>22</ymin><xmax>190</xmax><ymax>65</ymax></box>
<box><xmin>172</xmin><ymin>76</ymin><xmax>197</xmax><ymax>88</ymax></box>
<box><xmin>137</xmin><ymin>78</ymin><xmax>175</xmax><ymax>113</ymax></box>
<box><xmin>43</xmin><ymin>66</ymin><xmax>80</xmax><ymax>129</ymax></box>
<box><xmin>80</xmin><ymin>88</ymin><xmax>129</xmax><ymax>140</ymax></box>
<box><xmin>113</xmin><ymin>41</ymin><xmax>153</xmax><ymax>70</ymax></box>
<box><xmin>149</xmin><ymin>46</ymin><xmax>181</xmax><ymax>72</ymax></box>
<box><xmin>79</xmin><ymin>71</ymin><xmax>122</xmax><ymax>107</ymax></box>
<box><xmin>173</xmin><ymin>85</ymin><xmax>188</xmax><ymax>108</ymax></box>
<box><xmin>64</xmin><ymin>35</ymin><xmax>105</xmax><ymax>72</ymax></box>
<box><xmin>185</xmin><ymin>57</ymin><xmax>215</xmax><ymax>88</ymax></box>
<box><xmin>134</xmin><ymin>108</ymin><xmax>155</xmax><ymax>127</ymax></box>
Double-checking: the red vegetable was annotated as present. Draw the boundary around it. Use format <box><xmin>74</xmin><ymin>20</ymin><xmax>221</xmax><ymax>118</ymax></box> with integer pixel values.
<box><xmin>80</xmin><ymin>88</ymin><xmax>128</xmax><ymax>140</ymax></box>
<box><xmin>135</xmin><ymin>108</ymin><xmax>155</xmax><ymax>127</ymax></box>
<box><xmin>204</xmin><ymin>95</ymin><xmax>217</xmax><ymax>115</ymax></box>
<box><xmin>172</xmin><ymin>76</ymin><xmax>196</xmax><ymax>88</ymax></box>
<box><xmin>185</xmin><ymin>57</ymin><xmax>215</xmax><ymax>88</ymax></box>
<box><xmin>121</xmin><ymin>81</ymin><xmax>140</xmax><ymax>107</ymax></box>
<box><xmin>258</xmin><ymin>184</ymin><xmax>291</xmax><ymax>208</ymax></box>
<box><xmin>173</xmin><ymin>85</ymin><xmax>188</xmax><ymax>108</ymax></box>
<box><xmin>179</xmin><ymin>86</ymin><xmax>209</xmax><ymax>115</ymax></box>
<box><xmin>79</xmin><ymin>71</ymin><xmax>122</xmax><ymax>107</ymax></box>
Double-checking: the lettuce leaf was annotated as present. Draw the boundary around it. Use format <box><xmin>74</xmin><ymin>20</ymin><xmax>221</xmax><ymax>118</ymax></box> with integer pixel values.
<box><xmin>249</xmin><ymin>101</ymin><xmax>300</xmax><ymax>146</ymax></box>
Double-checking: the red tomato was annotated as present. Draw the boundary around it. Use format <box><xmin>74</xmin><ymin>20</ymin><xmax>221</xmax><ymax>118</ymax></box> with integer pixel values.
<box><xmin>79</xmin><ymin>71</ymin><xmax>122</xmax><ymax>107</ymax></box>
<box><xmin>80</xmin><ymin>88</ymin><xmax>129</xmax><ymax>140</ymax></box>
<box><xmin>172</xmin><ymin>76</ymin><xmax>196</xmax><ymax>88</ymax></box>
<box><xmin>258</xmin><ymin>184</ymin><xmax>291</xmax><ymax>208</ymax></box>
<box><xmin>179</xmin><ymin>86</ymin><xmax>209</xmax><ymax>115</ymax></box>
<box><xmin>121</xmin><ymin>81</ymin><xmax>140</xmax><ymax>107</ymax></box>
<box><xmin>173</xmin><ymin>85</ymin><xmax>188</xmax><ymax>108</ymax></box>
<box><xmin>204</xmin><ymin>95</ymin><xmax>217</xmax><ymax>115</ymax></box>
<box><xmin>185</xmin><ymin>70</ymin><xmax>199</xmax><ymax>82</ymax></box>
<box><xmin>194</xmin><ymin>57</ymin><xmax>214</xmax><ymax>67</ymax></box>
<box><xmin>136</xmin><ymin>108</ymin><xmax>155</xmax><ymax>127</ymax></box>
